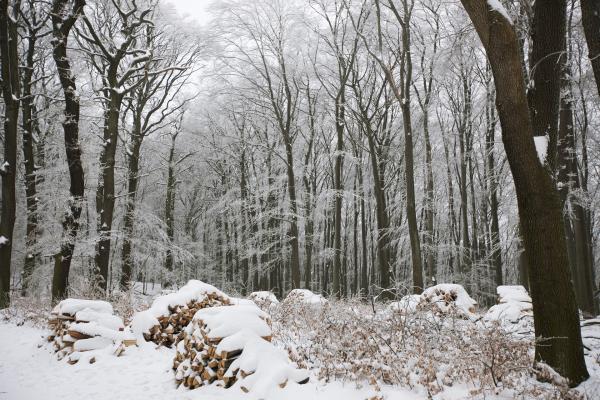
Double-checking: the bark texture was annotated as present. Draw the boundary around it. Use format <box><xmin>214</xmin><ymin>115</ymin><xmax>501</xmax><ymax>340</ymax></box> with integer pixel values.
<box><xmin>459</xmin><ymin>0</ymin><xmax>589</xmax><ymax>385</ymax></box>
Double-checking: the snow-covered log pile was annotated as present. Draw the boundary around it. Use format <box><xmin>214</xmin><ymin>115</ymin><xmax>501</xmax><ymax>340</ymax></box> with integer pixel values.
<box><xmin>418</xmin><ymin>284</ymin><xmax>477</xmax><ymax>316</ymax></box>
<box><xmin>249</xmin><ymin>291</ymin><xmax>279</xmax><ymax>309</ymax></box>
<box><xmin>48</xmin><ymin>299</ymin><xmax>136</xmax><ymax>364</ymax></box>
<box><xmin>283</xmin><ymin>289</ymin><xmax>327</xmax><ymax>306</ymax></box>
<box><xmin>387</xmin><ymin>284</ymin><xmax>477</xmax><ymax>317</ymax></box>
<box><xmin>173</xmin><ymin>303</ymin><xmax>309</xmax><ymax>393</ymax></box>
<box><xmin>581</xmin><ymin>318</ymin><xmax>600</xmax><ymax>355</ymax></box>
<box><xmin>131</xmin><ymin>280</ymin><xmax>230</xmax><ymax>348</ymax></box>
<box><xmin>484</xmin><ymin>286</ymin><xmax>533</xmax><ymax>333</ymax></box>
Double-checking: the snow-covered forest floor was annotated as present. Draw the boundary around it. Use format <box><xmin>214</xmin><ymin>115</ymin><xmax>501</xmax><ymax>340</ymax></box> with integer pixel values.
<box><xmin>1</xmin><ymin>284</ymin><xmax>600</xmax><ymax>400</ymax></box>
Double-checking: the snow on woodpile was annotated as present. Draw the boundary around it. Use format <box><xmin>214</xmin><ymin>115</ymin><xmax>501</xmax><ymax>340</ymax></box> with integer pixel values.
<box><xmin>484</xmin><ymin>285</ymin><xmax>533</xmax><ymax>325</ymax></box>
<box><xmin>48</xmin><ymin>299</ymin><xmax>136</xmax><ymax>365</ymax></box>
<box><xmin>581</xmin><ymin>318</ymin><xmax>600</xmax><ymax>356</ymax></box>
<box><xmin>283</xmin><ymin>289</ymin><xmax>328</xmax><ymax>306</ymax></box>
<box><xmin>249</xmin><ymin>291</ymin><xmax>279</xmax><ymax>309</ymax></box>
<box><xmin>174</xmin><ymin>303</ymin><xmax>308</xmax><ymax>393</ymax></box>
<box><xmin>130</xmin><ymin>280</ymin><xmax>230</xmax><ymax>347</ymax></box>
<box><xmin>387</xmin><ymin>294</ymin><xmax>420</xmax><ymax>314</ymax></box>
<box><xmin>419</xmin><ymin>284</ymin><xmax>477</xmax><ymax>316</ymax></box>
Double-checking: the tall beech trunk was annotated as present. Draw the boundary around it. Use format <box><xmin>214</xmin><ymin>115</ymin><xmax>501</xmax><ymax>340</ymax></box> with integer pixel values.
<box><xmin>485</xmin><ymin>80</ymin><xmax>502</xmax><ymax>286</ymax></box>
<box><xmin>120</xmin><ymin>117</ymin><xmax>142</xmax><ymax>290</ymax></box>
<box><xmin>380</xmin><ymin>0</ymin><xmax>423</xmax><ymax>295</ymax></box>
<box><xmin>239</xmin><ymin>147</ymin><xmax>249</xmax><ymax>294</ymax></box>
<box><xmin>164</xmin><ymin>134</ymin><xmax>177</xmax><ymax>275</ymax></box>
<box><xmin>20</xmin><ymin>6</ymin><xmax>42</xmax><ymax>294</ymax></box>
<box><xmin>359</xmin><ymin>161</ymin><xmax>369</xmax><ymax>297</ymax></box>
<box><xmin>0</xmin><ymin>0</ymin><xmax>20</xmax><ymax>308</ymax></box>
<box><xmin>50</xmin><ymin>0</ymin><xmax>86</xmax><ymax>303</ymax></box>
<box><xmin>459</xmin><ymin>0</ymin><xmax>588</xmax><ymax>385</ymax></box>
<box><xmin>95</xmin><ymin>89</ymin><xmax>124</xmax><ymax>291</ymax></box>
<box><xmin>332</xmin><ymin>91</ymin><xmax>345</xmax><ymax>298</ymax></box>
<box><xmin>528</xmin><ymin>0</ymin><xmax>565</xmax><ymax>172</ymax></box>
<box><xmin>581</xmin><ymin>0</ymin><xmax>600</xmax><ymax>96</ymax></box>
<box><xmin>422</xmin><ymin>102</ymin><xmax>435</xmax><ymax>285</ymax></box>
<box><xmin>303</xmin><ymin>92</ymin><xmax>317</xmax><ymax>290</ymax></box>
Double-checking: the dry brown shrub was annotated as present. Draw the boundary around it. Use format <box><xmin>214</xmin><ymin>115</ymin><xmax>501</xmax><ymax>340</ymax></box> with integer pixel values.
<box><xmin>271</xmin><ymin>299</ymin><xmax>584</xmax><ymax>398</ymax></box>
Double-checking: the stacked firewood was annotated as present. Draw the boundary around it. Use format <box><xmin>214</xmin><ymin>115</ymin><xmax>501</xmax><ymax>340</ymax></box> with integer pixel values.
<box><xmin>173</xmin><ymin>304</ymin><xmax>308</xmax><ymax>393</ymax></box>
<box><xmin>485</xmin><ymin>285</ymin><xmax>534</xmax><ymax>335</ymax></box>
<box><xmin>131</xmin><ymin>280</ymin><xmax>231</xmax><ymax>348</ymax></box>
<box><xmin>418</xmin><ymin>284</ymin><xmax>477</xmax><ymax>316</ymax></box>
<box><xmin>48</xmin><ymin>299</ymin><xmax>136</xmax><ymax>364</ymax></box>
<box><xmin>143</xmin><ymin>294</ymin><xmax>230</xmax><ymax>347</ymax></box>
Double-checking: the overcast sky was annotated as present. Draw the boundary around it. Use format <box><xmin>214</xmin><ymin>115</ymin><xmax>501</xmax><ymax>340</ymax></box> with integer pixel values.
<box><xmin>165</xmin><ymin>0</ymin><xmax>212</xmax><ymax>24</ymax></box>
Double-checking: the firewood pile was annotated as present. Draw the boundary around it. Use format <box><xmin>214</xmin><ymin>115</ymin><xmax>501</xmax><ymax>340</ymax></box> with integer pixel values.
<box><xmin>282</xmin><ymin>289</ymin><xmax>327</xmax><ymax>306</ymax></box>
<box><xmin>418</xmin><ymin>284</ymin><xmax>477</xmax><ymax>316</ymax></box>
<box><xmin>131</xmin><ymin>280</ymin><xmax>230</xmax><ymax>348</ymax></box>
<box><xmin>48</xmin><ymin>299</ymin><xmax>136</xmax><ymax>364</ymax></box>
<box><xmin>484</xmin><ymin>285</ymin><xmax>534</xmax><ymax>335</ymax></box>
<box><xmin>173</xmin><ymin>304</ymin><xmax>309</xmax><ymax>394</ymax></box>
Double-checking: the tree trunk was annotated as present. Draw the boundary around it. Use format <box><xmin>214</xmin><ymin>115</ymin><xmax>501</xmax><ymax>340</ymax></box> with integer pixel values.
<box><xmin>459</xmin><ymin>0</ymin><xmax>589</xmax><ymax>385</ymax></box>
<box><xmin>283</xmin><ymin>139</ymin><xmax>301</xmax><ymax>289</ymax></box>
<box><xmin>485</xmin><ymin>81</ymin><xmax>502</xmax><ymax>286</ymax></box>
<box><xmin>120</xmin><ymin>117</ymin><xmax>142</xmax><ymax>290</ymax></box>
<box><xmin>20</xmin><ymin>21</ymin><xmax>39</xmax><ymax>295</ymax></box>
<box><xmin>95</xmin><ymin>89</ymin><xmax>123</xmax><ymax>291</ymax></box>
<box><xmin>164</xmin><ymin>135</ymin><xmax>177</xmax><ymax>275</ymax></box>
<box><xmin>0</xmin><ymin>0</ymin><xmax>20</xmax><ymax>308</ymax></box>
<box><xmin>528</xmin><ymin>0</ymin><xmax>566</xmax><ymax>171</ymax></box>
<box><xmin>50</xmin><ymin>0</ymin><xmax>86</xmax><ymax>303</ymax></box>
<box><xmin>332</xmin><ymin>91</ymin><xmax>345</xmax><ymax>298</ymax></box>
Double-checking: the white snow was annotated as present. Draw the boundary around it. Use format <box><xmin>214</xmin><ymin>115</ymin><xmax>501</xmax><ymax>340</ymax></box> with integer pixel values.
<box><xmin>534</xmin><ymin>136</ymin><xmax>548</xmax><ymax>164</ymax></box>
<box><xmin>193</xmin><ymin>304</ymin><xmax>271</xmax><ymax>340</ymax></box>
<box><xmin>249</xmin><ymin>291</ymin><xmax>279</xmax><ymax>304</ymax></box>
<box><xmin>74</xmin><ymin>310</ymin><xmax>124</xmax><ymax>331</ymax></box>
<box><xmin>497</xmin><ymin>285</ymin><xmax>532</xmax><ymax>304</ymax></box>
<box><xmin>421</xmin><ymin>283</ymin><xmax>477</xmax><ymax>316</ymax></box>
<box><xmin>388</xmin><ymin>294</ymin><xmax>421</xmax><ymax>314</ymax></box>
<box><xmin>485</xmin><ymin>285</ymin><xmax>533</xmax><ymax>325</ymax></box>
<box><xmin>284</xmin><ymin>289</ymin><xmax>328</xmax><ymax>305</ymax></box>
<box><xmin>0</xmin><ymin>235</ymin><xmax>8</xmax><ymax>246</ymax></box>
<box><xmin>73</xmin><ymin>336</ymin><xmax>114</xmax><ymax>352</ymax></box>
<box><xmin>69</xmin><ymin>321</ymin><xmax>133</xmax><ymax>342</ymax></box>
<box><xmin>0</xmin><ymin>321</ymin><xmax>427</xmax><ymax>400</ymax></box>
<box><xmin>227</xmin><ymin>335</ymin><xmax>310</xmax><ymax>397</ymax></box>
<box><xmin>230</xmin><ymin>297</ymin><xmax>257</xmax><ymax>307</ymax></box>
<box><xmin>0</xmin><ymin>161</ymin><xmax>9</xmax><ymax>174</ymax></box>
<box><xmin>487</xmin><ymin>0</ymin><xmax>512</xmax><ymax>23</ymax></box>
<box><xmin>52</xmin><ymin>299</ymin><xmax>114</xmax><ymax>317</ymax></box>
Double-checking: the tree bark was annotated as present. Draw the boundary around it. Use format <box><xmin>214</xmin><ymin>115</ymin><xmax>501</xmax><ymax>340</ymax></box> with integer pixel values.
<box><xmin>528</xmin><ymin>0</ymin><xmax>566</xmax><ymax>171</ymax></box>
<box><xmin>0</xmin><ymin>0</ymin><xmax>20</xmax><ymax>308</ymax></box>
<box><xmin>120</xmin><ymin>117</ymin><xmax>142</xmax><ymax>290</ymax></box>
<box><xmin>164</xmin><ymin>134</ymin><xmax>177</xmax><ymax>275</ymax></box>
<box><xmin>20</xmin><ymin>3</ymin><xmax>42</xmax><ymax>294</ymax></box>
<box><xmin>95</xmin><ymin>90</ymin><xmax>123</xmax><ymax>291</ymax></box>
<box><xmin>459</xmin><ymin>0</ymin><xmax>588</xmax><ymax>385</ymax></box>
<box><xmin>50</xmin><ymin>0</ymin><xmax>86</xmax><ymax>303</ymax></box>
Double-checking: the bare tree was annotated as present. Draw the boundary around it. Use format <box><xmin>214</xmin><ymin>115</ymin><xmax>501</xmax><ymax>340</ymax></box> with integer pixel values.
<box><xmin>458</xmin><ymin>0</ymin><xmax>589</xmax><ymax>385</ymax></box>
<box><xmin>0</xmin><ymin>0</ymin><xmax>20</xmax><ymax>307</ymax></box>
<box><xmin>18</xmin><ymin>0</ymin><xmax>49</xmax><ymax>294</ymax></box>
<box><xmin>50</xmin><ymin>0</ymin><xmax>86</xmax><ymax>302</ymax></box>
<box><xmin>119</xmin><ymin>24</ymin><xmax>199</xmax><ymax>289</ymax></box>
<box><xmin>77</xmin><ymin>0</ymin><xmax>154</xmax><ymax>291</ymax></box>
